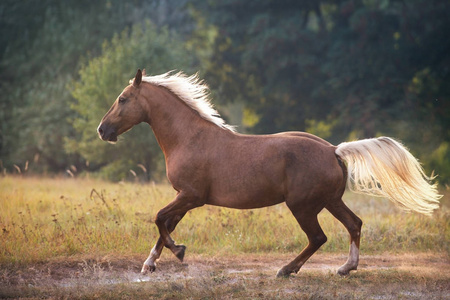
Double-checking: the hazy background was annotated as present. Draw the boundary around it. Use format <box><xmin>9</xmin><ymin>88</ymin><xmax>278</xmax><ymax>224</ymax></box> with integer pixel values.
<box><xmin>1</xmin><ymin>0</ymin><xmax>448</xmax><ymax>183</ymax></box>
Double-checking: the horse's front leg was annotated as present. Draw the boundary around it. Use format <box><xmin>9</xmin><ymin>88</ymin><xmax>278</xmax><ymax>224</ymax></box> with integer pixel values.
<box><xmin>141</xmin><ymin>192</ymin><xmax>202</xmax><ymax>274</ymax></box>
<box><xmin>142</xmin><ymin>237</ymin><xmax>163</xmax><ymax>274</ymax></box>
<box><xmin>141</xmin><ymin>214</ymin><xmax>185</xmax><ymax>274</ymax></box>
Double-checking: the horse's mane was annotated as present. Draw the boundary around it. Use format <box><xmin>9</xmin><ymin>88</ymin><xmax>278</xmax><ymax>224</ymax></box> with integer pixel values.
<box><xmin>137</xmin><ymin>71</ymin><xmax>236</xmax><ymax>132</ymax></box>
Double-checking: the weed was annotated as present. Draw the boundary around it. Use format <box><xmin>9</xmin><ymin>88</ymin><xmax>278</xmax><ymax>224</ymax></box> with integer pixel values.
<box><xmin>0</xmin><ymin>175</ymin><xmax>448</xmax><ymax>266</ymax></box>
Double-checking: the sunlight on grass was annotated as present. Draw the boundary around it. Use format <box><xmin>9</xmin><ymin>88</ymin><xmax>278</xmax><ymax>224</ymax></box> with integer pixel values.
<box><xmin>0</xmin><ymin>176</ymin><xmax>448</xmax><ymax>266</ymax></box>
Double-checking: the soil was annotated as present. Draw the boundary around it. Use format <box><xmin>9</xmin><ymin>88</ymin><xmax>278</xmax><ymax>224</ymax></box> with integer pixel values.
<box><xmin>1</xmin><ymin>252</ymin><xmax>449</xmax><ymax>299</ymax></box>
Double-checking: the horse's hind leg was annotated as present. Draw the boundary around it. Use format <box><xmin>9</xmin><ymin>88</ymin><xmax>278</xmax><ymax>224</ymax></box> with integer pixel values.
<box><xmin>277</xmin><ymin>204</ymin><xmax>327</xmax><ymax>277</ymax></box>
<box><xmin>326</xmin><ymin>199</ymin><xmax>362</xmax><ymax>276</ymax></box>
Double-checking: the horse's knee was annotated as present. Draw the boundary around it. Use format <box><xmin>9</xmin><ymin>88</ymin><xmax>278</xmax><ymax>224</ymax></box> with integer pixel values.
<box><xmin>349</xmin><ymin>218</ymin><xmax>362</xmax><ymax>238</ymax></box>
<box><xmin>155</xmin><ymin>211</ymin><xmax>167</xmax><ymax>227</ymax></box>
<box><xmin>356</xmin><ymin>217</ymin><xmax>363</xmax><ymax>230</ymax></box>
<box><xmin>310</xmin><ymin>234</ymin><xmax>327</xmax><ymax>247</ymax></box>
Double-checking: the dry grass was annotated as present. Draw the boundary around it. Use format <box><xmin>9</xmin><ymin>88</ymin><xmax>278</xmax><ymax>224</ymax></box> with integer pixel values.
<box><xmin>0</xmin><ymin>175</ymin><xmax>448</xmax><ymax>266</ymax></box>
<box><xmin>0</xmin><ymin>175</ymin><xmax>449</xmax><ymax>298</ymax></box>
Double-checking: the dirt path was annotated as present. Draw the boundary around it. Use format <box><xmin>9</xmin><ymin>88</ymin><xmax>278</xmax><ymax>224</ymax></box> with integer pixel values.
<box><xmin>1</xmin><ymin>253</ymin><xmax>449</xmax><ymax>299</ymax></box>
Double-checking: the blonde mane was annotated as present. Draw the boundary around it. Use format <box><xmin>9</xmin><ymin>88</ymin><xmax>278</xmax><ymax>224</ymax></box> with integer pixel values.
<box><xmin>135</xmin><ymin>71</ymin><xmax>236</xmax><ymax>132</ymax></box>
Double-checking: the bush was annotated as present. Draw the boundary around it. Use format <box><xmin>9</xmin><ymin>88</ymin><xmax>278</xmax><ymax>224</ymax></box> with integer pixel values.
<box><xmin>67</xmin><ymin>21</ymin><xmax>195</xmax><ymax>181</ymax></box>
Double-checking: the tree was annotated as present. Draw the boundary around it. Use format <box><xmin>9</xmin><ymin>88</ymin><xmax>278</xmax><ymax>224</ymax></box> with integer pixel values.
<box><xmin>67</xmin><ymin>22</ymin><xmax>195</xmax><ymax>181</ymax></box>
<box><xmin>193</xmin><ymin>0</ymin><xmax>450</xmax><ymax>183</ymax></box>
<box><xmin>0</xmin><ymin>0</ymin><xmax>141</xmax><ymax>173</ymax></box>
<box><xmin>0</xmin><ymin>0</ymin><xmax>193</xmax><ymax>176</ymax></box>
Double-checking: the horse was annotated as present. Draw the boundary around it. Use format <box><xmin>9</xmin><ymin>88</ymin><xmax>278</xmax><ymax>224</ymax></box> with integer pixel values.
<box><xmin>97</xmin><ymin>69</ymin><xmax>441</xmax><ymax>277</ymax></box>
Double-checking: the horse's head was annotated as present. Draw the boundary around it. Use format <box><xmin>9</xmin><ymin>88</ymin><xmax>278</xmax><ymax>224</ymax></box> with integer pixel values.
<box><xmin>97</xmin><ymin>69</ymin><xmax>147</xmax><ymax>143</ymax></box>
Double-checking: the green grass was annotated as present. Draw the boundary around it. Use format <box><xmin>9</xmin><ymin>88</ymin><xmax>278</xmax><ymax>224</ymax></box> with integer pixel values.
<box><xmin>0</xmin><ymin>175</ymin><xmax>449</xmax><ymax>266</ymax></box>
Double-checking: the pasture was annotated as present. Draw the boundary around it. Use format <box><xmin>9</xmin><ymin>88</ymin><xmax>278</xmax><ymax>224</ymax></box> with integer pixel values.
<box><xmin>0</xmin><ymin>176</ymin><xmax>449</xmax><ymax>299</ymax></box>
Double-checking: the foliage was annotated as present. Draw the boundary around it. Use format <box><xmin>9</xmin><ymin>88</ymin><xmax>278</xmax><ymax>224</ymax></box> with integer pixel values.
<box><xmin>67</xmin><ymin>22</ymin><xmax>195</xmax><ymax>181</ymax></box>
<box><xmin>0</xmin><ymin>0</ymin><xmax>449</xmax><ymax>183</ymax></box>
<box><xmin>0</xmin><ymin>0</ymin><xmax>147</xmax><ymax>173</ymax></box>
<box><xmin>194</xmin><ymin>0</ymin><xmax>450</xmax><ymax>184</ymax></box>
<box><xmin>0</xmin><ymin>0</ymin><xmax>193</xmax><ymax>180</ymax></box>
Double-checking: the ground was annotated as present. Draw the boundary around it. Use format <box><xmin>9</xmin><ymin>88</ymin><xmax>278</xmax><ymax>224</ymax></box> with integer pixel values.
<box><xmin>1</xmin><ymin>252</ymin><xmax>449</xmax><ymax>299</ymax></box>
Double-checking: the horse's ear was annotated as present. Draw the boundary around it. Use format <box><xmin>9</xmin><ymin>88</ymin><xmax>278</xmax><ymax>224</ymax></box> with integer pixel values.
<box><xmin>133</xmin><ymin>69</ymin><xmax>142</xmax><ymax>87</ymax></box>
<box><xmin>142</xmin><ymin>69</ymin><xmax>147</xmax><ymax>76</ymax></box>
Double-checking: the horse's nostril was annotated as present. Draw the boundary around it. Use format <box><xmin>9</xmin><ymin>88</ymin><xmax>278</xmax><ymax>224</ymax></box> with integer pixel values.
<box><xmin>98</xmin><ymin>125</ymin><xmax>106</xmax><ymax>140</ymax></box>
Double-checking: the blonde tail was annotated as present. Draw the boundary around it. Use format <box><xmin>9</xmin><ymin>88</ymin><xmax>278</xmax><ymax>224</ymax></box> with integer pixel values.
<box><xmin>335</xmin><ymin>137</ymin><xmax>441</xmax><ymax>215</ymax></box>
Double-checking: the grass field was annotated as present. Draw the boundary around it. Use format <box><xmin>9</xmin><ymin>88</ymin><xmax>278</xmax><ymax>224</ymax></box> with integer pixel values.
<box><xmin>0</xmin><ymin>175</ymin><xmax>449</xmax><ymax>299</ymax></box>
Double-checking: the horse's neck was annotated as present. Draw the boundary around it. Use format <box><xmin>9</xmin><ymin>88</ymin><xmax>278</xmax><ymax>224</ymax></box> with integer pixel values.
<box><xmin>142</xmin><ymin>84</ymin><xmax>219</xmax><ymax>156</ymax></box>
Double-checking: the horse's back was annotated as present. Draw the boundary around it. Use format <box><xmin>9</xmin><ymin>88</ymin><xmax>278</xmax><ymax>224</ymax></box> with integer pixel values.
<box><xmin>273</xmin><ymin>131</ymin><xmax>333</xmax><ymax>147</ymax></box>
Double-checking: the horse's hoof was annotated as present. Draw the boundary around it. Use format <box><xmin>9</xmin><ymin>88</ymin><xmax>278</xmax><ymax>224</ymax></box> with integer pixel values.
<box><xmin>337</xmin><ymin>265</ymin><xmax>356</xmax><ymax>276</ymax></box>
<box><xmin>141</xmin><ymin>264</ymin><xmax>156</xmax><ymax>275</ymax></box>
<box><xmin>174</xmin><ymin>245</ymin><xmax>186</xmax><ymax>262</ymax></box>
<box><xmin>141</xmin><ymin>266</ymin><xmax>148</xmax><ymax>275</ymax></box>
<box><xmin>276</xmin><ymin>267</ymin><xmax>292</xmax><ymax>278</ymax></box>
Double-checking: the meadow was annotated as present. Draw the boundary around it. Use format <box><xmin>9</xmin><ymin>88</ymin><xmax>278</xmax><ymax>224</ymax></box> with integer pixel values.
<box><xmin>0</xmin><ymin>175</ymin><xmax>449</xmax><ymax>299</ymax></box>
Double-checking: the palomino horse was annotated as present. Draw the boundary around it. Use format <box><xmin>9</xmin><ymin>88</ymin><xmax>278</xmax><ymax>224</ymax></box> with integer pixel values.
<box><xmin>98</xmin><ymin>69</ymin><xmax>441</xmax><ymax>277</ymax></box>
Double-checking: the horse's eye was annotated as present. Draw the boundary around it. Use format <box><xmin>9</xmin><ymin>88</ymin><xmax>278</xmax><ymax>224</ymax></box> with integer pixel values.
<box><xmin>118</xmin><ymin>97</ymin><xmax>127</xmax><ymax>104</ymax></box>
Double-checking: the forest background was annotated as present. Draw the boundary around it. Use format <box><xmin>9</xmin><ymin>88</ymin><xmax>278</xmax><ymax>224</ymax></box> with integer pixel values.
<box><xmin>1</xmin><ymin>0</ymin><xmax>449</xmax><ymax>184</ymax></box>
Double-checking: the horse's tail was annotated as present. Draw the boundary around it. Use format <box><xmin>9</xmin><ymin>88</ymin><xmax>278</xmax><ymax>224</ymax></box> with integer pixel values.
<box><xmin>335</xmin><ymin>136</ymin><xmax>441</xmax><ymax>215</ymax></box>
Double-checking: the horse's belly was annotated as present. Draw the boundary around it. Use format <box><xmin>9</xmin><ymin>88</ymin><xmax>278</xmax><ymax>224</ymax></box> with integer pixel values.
<box><xmin>206</xmin><ymin>176</ymin><xmax>285</xmax><ymax>209</ymax></box>
<box><xmin>207</xmin><ymin>194</ymin><xmax>285</xmax><ymax>209</ymax></box>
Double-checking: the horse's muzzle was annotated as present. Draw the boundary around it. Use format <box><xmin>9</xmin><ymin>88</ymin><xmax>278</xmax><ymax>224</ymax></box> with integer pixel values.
<box><xmin>97</xmin><ymin>123</ymin><xmax>118</xmax><ymax>142</ymax></box>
